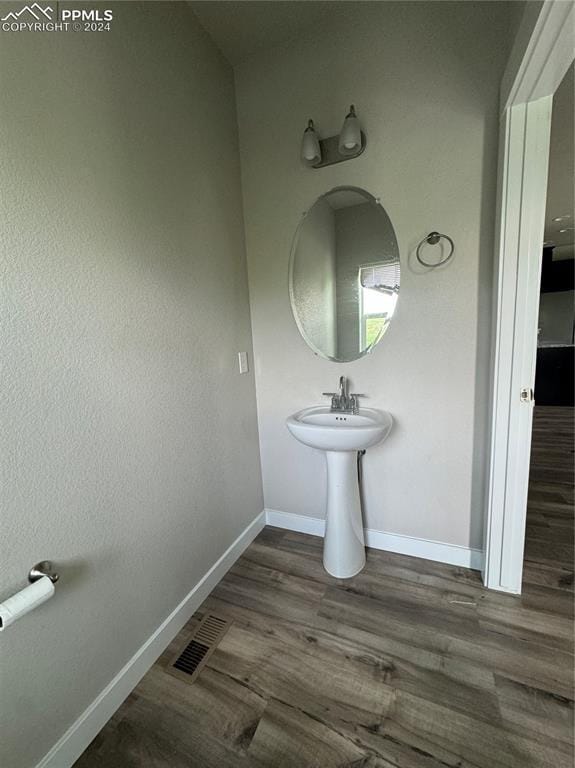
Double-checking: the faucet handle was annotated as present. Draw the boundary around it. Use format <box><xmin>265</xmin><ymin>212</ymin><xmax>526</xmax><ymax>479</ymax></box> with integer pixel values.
<box><xmin>348</xmin><ymin>393</ymin><xmax>366</xmax><ymax>413</ymax></box>
<box><xmin>322</xmin><ymin>392</ymin><xmax>340</xmax><ymax>411</ymax></box>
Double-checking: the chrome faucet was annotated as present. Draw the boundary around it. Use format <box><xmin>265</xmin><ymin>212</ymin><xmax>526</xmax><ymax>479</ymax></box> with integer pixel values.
<box><xmin>323</xmin><ymin>376</ymin><xmax>364</xmax><ymax>414</ymax></box>
<box><xmin>338</xmin><ymin>375</ymin><xmax>346</xmax><ymax>402</ymax></box>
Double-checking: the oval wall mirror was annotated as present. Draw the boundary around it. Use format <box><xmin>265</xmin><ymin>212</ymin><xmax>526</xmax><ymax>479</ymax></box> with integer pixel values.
<box><xmin>289</xmin><ymin>186</ymin><xmax>400</xmax><ymax>362</ymax></box>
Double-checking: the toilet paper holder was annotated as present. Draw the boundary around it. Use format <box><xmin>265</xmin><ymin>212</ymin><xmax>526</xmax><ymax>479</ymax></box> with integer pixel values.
<box><xmin>0</xmin><ymin>561</ymin><xmax>59</xmax><ymax>632</ymax></box>
<box><xmin>28</xmin><ymin>561</ymin><xmax>59</xmax><ymax>584</ymax></box>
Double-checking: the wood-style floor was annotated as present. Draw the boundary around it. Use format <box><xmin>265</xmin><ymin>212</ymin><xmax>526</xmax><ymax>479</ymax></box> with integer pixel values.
<box><xmin>75</xmin><ymin>407</ymin><xmax>574</xmax><ymax>768</ymax></box>
<box><xmin>524</xmin><ymin>407</ymin><xmax>574</xmax><ymax>580</ymax></box>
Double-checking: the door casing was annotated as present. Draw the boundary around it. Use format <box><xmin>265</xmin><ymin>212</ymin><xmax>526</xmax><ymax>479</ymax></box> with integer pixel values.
<box><xmin>484</xmin><ymin>1</ymin><xmax>575</xmax><ymax>593</ymax></box>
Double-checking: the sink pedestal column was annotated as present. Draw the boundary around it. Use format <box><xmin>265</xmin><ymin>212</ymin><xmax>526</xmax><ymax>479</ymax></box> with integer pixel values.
<box><xmin>323</xmin><ymin>450</ymin><xmax>366</xmax><ymax>578</ymax></box>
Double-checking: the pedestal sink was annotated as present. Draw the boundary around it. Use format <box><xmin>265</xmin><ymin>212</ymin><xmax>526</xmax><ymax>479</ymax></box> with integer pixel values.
<box><xmin>286</xmin><ymin>405</ymin><xmax>392</xmax><ymax>578</ymax></box>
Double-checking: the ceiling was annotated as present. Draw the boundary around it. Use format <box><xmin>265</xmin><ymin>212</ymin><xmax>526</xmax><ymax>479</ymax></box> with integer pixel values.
<box><xmin>544</xmin><ymin>63</ymin><xmax>574</xmax><ymax>261</ymax></box>
<box><xmin>189</xmin><ymin>1</ymin><xmax>519</xmax><ymax>68</ymax></box>
<box><xmin>188</xmin><ymin>1</ymin><xmax>347</xmax><ymax>65</ymax></box>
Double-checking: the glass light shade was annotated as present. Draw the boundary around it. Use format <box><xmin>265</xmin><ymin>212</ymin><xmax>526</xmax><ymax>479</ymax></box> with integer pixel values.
<box><xmin>301</xmin><ymin>120</ymin><xmax>321</xmax><ymax>164</ymax></box>
<box><xmin>338</xmin><ymin>105</ymin><xmax>361</xmax><ymax>155</ymax></box>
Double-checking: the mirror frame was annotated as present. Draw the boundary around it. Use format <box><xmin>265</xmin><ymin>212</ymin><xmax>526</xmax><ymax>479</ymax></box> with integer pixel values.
<box><xmin>288</xmin><ymin>185</ymin><xmax>399</xmax><ymax>363</ymax></box>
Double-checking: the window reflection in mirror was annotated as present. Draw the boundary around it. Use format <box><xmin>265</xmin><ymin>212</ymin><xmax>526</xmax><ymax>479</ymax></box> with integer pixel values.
<box><xmin>359</xmin><ymin>263</ymin><xmax>400</xmax><ymax>350</ymax></box>
<box><xmin>290</xmin><ymin>187</ymin><xmax>400</xmax><ymax>362</ymax></box>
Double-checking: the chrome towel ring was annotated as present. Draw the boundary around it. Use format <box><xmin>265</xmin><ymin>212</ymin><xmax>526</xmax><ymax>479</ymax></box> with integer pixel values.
<box><xmin>416</xmin><ymin>231</ymin><xmax>454</xmax><ymax>268</ymax></box>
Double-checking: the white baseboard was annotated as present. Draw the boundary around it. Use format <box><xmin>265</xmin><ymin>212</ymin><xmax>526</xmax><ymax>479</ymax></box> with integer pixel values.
<box><xmin>265</xmin><ymin>508</ymin><xmax>484</xmax><ymax>571</ymax></box>
<box><xmin>36</xmin><ymin>511</ymin><xmax>266</xmax><ymax>768</ymax></box>
<box><xmin>266</xmin><ymin>509</ymin><xmax>326</xmax><ymax>537</ymax></box>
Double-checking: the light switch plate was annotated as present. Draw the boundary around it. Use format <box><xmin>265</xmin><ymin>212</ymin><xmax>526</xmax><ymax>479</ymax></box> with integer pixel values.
<box><xmin>238</xmin><ymin>351</ymin><xmax>249</xmax><ymax>374</ymax></box>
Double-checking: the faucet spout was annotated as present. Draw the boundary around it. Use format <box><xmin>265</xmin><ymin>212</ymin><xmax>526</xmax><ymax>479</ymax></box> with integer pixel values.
<box><xmin>339</xmin><ymin>376</ymin><xmax>346</xmax><ymax>399</ymax></box>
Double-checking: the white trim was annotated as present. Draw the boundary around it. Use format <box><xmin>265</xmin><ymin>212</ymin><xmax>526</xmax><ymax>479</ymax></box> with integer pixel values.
<box><xmin>485</xmin><ymin>0</ymin><xmax>574</xmax><ymax>594</ymax></box>
<box><xmin>485</xmin><ymin>98</ymin><xmax>552</xmax><ymax>593</ymax></box>
<box><xmin>36</xmin><ymin>512</ymin><xmax>266</xmax><ymax>768</ymax></box>
<box><xmin>266</xmin><ymin>508</ymin><xmax>325</xmax><ymax>537</ymax></box>
<box><xmin>265</xmin><ymin>509</ymin><xmax>483</xmax><ymax>571</ymax></box>
<box><xmin>501</xmin><ymin>0</ymin><xmax>575</xmax><ymax>110</ymax></box>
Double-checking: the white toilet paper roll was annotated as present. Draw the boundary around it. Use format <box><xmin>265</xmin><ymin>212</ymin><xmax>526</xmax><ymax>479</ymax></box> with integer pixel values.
<box><xmin>0</xmin><ymin>576</ymin><xmax>55</xmax><ymax>631</ymax></box>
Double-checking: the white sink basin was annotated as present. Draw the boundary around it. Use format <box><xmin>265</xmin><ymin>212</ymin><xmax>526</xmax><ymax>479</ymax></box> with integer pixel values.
<box><xmin>286</xmin><ymin>405</ymin><xmax>393</xmax><ymax>579</ymax></box>
<box><xmin>286</xmin><ymin>406</ymin><xmax>392</xmax><ymax>452</ymax></box>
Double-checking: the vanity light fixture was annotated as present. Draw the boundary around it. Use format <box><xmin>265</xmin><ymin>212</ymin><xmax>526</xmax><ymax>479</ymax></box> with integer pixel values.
<box><xmin>301</xmin><ymin>119</ymin><xmax>321</xmax><ymax>165</ymax></box>
<box><xmin>300</xmin><ymin>105</ymin><xmax>366</xmax><ymax>169</ymax></box>
<box><xmin>338</xmin><ymin>105</ymin><xmax>362</xmax><ymax>155</ymax></box>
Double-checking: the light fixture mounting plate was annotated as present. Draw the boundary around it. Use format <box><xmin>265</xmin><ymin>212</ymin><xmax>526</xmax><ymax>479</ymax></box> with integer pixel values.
<box><xmin>311</xmin><ymin>131</ymin><xmax>366</xmax><ymax>169</ymax></box>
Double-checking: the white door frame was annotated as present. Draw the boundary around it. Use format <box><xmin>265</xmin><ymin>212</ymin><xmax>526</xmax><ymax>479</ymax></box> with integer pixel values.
<box><xmin>484</xmin><ymin>0</ymin><xmax>575</xmax><ymax>594</ymax></box>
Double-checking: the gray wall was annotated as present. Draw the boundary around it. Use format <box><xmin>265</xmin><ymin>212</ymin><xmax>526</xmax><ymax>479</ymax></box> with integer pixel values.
<box><xmin>539</xmin><ymin>291</ymin><xmax>575</xmax><ymax>345</ymax></box>
<box><xmin>236</xmin><ymin>1</ymin><xmax>513</xmax><ymax>550</ymax></box>
<box><xmin>0</xmin><ymin>4</ymin><xmax>263</xmax><ymax>767</ymax></box>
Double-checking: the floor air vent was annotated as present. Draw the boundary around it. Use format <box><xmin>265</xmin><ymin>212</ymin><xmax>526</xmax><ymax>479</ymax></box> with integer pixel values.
<box><xmin>166</xmin><ymin>614</ymin><xmax>231</xmax><ymax>684</ymax></box>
